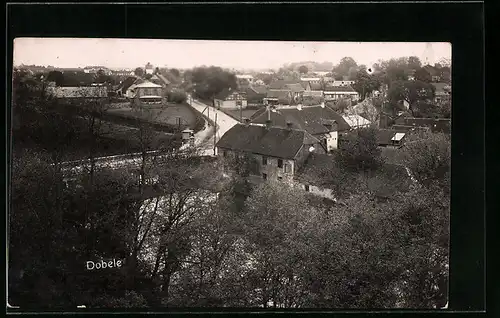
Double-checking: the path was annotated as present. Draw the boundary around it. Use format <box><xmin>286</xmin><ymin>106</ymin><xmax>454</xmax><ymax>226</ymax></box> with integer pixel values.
<box><xmin>184</xmin><ymin>95</ymin><xmax>239</xmax><ymax>156</ymax></box>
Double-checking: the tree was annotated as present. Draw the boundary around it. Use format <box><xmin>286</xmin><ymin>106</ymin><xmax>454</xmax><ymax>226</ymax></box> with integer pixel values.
<box><xmin>338</xmin><ymin>126</ymin><xmax>382</xmax><ymax>171</ymax></box>
<box><xmin>46</xmin><ymin>70</ymin><xmax>64</xmax><ymax>86</ymax></box>
<box><xmin>190</xmin><ymin>66</ymin><xmax>237</xmax><ymax>100</ymax></box>
<box><xmin>298</xmin><ymin>65</ymin><xmax>309</xmax><ymax>74</ymax></box>
<box><xmin>332</xmin><ymin>57</ymin><xmax>358</xmax><ymax>78</ymax></box>
<box><xmin>240</xmin><ymin>181</ymin><xmax>312</xmax><ymax>308</ymax></box>
<box><xmin>401</xmin><ymin>130</ymin><xmax>451</xmax><ymax>191</ymax></box>
<box><xmin>352</xmin><ymin>69</ymin><xmax>382</xmax><ymax>100</ymax></box>
<box><xmin>134</xmin><ymin>67</ymin><xmax>144</xmax><ymax>77</ymax></box>
<box><xmin>414</xmin><ymin>67</ymin><xmax>432</xmax><ymax>83</ymax></box>
<box><xmin>167</xmin><ymin>90</ymin><xmax>188</xmax><ymax>104</ymax></box>
<box><xmin>407</xmin><ymin>56</ymin><xmax>422</xmax><ymax>70</ymax></box>
<box><xmin>170</xmin><ymin>68</ymin><xmax>180</xmax><ymax>77</ymax></box>
<box><xmin>387</xmin><ymin>80</ymin><xmax>435</xmax><ymax>116</ymax></box>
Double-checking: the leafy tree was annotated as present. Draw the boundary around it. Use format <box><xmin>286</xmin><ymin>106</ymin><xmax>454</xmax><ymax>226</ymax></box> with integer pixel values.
<box><xmin>134</xmin><ymin>67</ymin><xmax>144</xmax><ymax>77</ymax></box>
<box><xmin>298</xmin><ymin>65</ymin><xmax>309</xmax><ymax>74</ymax></box>
<box><xmin>167</xmin><ymin>90</ymin><xmax>188</xmax><ymax>104</ymax></box>
<box><xmin>190</xmin><ymin>66</ymin><xmax>237</xmax><ymax>100</ymax></box>
<box><xmin>338</xmin><ymin>126</ymin><xmax>382</xmax><ymax>171</ymax></box>
<box><xmin>352</xmin><ymin>69</ymin><xmax>382</xmax><ymax>100</ymax></box>
<box><xmin>332</xmin><ymin>57</ymin><xmax>358</xmax><ymax>78</ymax></box>
<box><xmin>414</xmin><ymin>67</ymin><xmax>432</xmax><ymax>83</ymax></box>
<box><xmin>407</xmin><ymin>56</ymin><xmax>422</xmax><ymax>70</ymax></box>
<box><xmin>387</xmin><ymin>80</ymin><xmax>435</xmax><ymax>116</ymax></box>
<box><xmin>144</xmin><ymin>73</ymin><xmax>153</xmax><ymax>80</ymax></box>
<box><xmin>170</xmin><ymin>68</ymin><xmax>180</xmax><ymax>77</ymax></box>
<box><xmin>401</xmin><ymin>130</ymin><xmax>451</xmax><ymax>191</ymax></box>
<box><xmin>46</xmin><ymin>70</ymin><xmax>64</xmax><ymax>86</ymax></box>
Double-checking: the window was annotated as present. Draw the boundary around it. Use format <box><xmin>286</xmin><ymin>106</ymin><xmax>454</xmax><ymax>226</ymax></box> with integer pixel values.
<box><xmin>262</xmin><ymin>156</ymin><xmax>268</xmax><ymax>165</ymax></box>
<box><xmin>284</xmin><ymin>163</ymin><xmax>291</xmax><ymax>173</ymax></box>
<box><xmin>223</xmin><ymin>150</ymin><xmax>227</xmax><ymax>157</ymax></box>
<box><xmin>278</xmin><ymin>159</ymin><xmax>283</xmax><ymax>168</ymax></box>
<box><xmin>305</xmin><ymin>185</ymin><xmax>310</xmax><ymax>192</ymax></box>
<box><xmin>262</xmin><ymin>173</ymin><xmax>267</xmax><ymax>180</ymax></box>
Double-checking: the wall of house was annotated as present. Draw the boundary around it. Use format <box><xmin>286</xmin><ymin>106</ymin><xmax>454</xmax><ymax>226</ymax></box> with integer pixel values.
<box><xmin>218</xmin><ymin>147</ymin><xmax>296</xmax><ymax>183</ymax></box>
<box><xmin>326</xmin><ymin>131</ymin><xmax>339</xmax><ymax>151</ymax></box>
<box><xmin>215</xmin><ymin>99</ymin><xmax>248</xmax><ymax>109</ymax></box>
<box><xmin>294</xmin><ymin>142</ymin><xmax>325</xmax><ymax>172</ymax></box>
<box><xmin>254</xmin><ymin>153</ymin><xmax>295</xmax><ymax>183</ymax></box>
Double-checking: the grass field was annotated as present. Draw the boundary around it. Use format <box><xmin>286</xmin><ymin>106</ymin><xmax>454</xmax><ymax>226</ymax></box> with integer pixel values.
<box><xmin>106</xmin><ymin>103</ymin><xmax>198</xmax><ymax>128</ymax></box>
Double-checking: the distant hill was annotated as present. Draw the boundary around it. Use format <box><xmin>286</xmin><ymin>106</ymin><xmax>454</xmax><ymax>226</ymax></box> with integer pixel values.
<box><xmin>283</xmin><ymin>61</ymin><xmax>334</xmax><ymax>72</ymax></box>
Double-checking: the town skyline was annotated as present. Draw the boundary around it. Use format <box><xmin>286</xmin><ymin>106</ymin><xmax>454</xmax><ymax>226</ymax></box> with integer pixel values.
<box><xmin>13</xmin><ymin>38</ymin><xmax>451</xmax><ymax>71</ymax></box>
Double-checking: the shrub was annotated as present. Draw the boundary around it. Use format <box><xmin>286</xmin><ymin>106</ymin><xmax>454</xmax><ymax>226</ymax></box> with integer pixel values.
<box><xmin>167</xmin><ymin>90</ymin><xmax>188</xmax><ymax>104</ymax></box>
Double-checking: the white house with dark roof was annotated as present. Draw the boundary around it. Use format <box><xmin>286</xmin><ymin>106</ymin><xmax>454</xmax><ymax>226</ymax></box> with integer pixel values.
<box><xmin>214</xmin><ymin>89</ymin><xmax>247</xmax><ymax>109</ymax></box>
<box><xmin>126</xmin><ymin>80</ymin><xmax>164</xmax><ymax>104</ymax></box>
<box><xmin>323</xmin><ymin>85</ymin><xmax>359</xmax><ymax>101</ymax></box>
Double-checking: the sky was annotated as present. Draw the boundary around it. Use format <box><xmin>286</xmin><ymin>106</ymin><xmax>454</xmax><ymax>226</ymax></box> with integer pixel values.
<box><xmin>13</xmin><ymin>38</ymin><xmax>451</xmax><ymax>71</ymax></box>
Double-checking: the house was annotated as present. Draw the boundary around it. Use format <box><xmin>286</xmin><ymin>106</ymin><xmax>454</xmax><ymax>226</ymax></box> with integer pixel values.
<box><xmin>268</xmin><ymin>79</ymin><xmax>301</xmax><ymax>90</ymax></box>
<box><xmin>268</xmin><ymin>80</ymin><xmax>304</xmax><ymax>104</ymax></box>
<box><xmin>300</xmin><ymin>77</ymin><xmax>321</xmax><ymax>84</ymax></box>
<box><xmin>376</xmin><ymin>129</ymin><xmax>407</xmax><ymax>148</ymax></box>
<box><xmin>302</xmin><ymin>81</ymin><xmax>324</xmax><ymax>97</ymax></box>
<box><xmin>342</xmin><ymin>114</ymin><xmax>371</xmax><ymax>129</ymax></box>
<box><xmin>264</xmin><ymin>90</ymin><xmax>293</xmax><ymax>106</ymax></box>
<box><xmin>236</xmin><ymin>74</ymin><xmax>254</xmax><ymax>87</ymax></box>
<box><xmin>216</xmin><ymin>121</ymin><xmax>325</xmax><ymax>184</ymax></box>
<box><xmin>394</xmin><ymin>116</ymin><xmax>451</xmax><ymax>134</ymax></box>
<box><xmin>126</xmin><ymin>80</ymin><xmax>164</xmax><ymax>104</ymax></box>
<box><xmin>149</xmin><ymin>74</ymin><xmax>167</xmax><ymax>87</ymax></box>
<box><xmin>83</xmin><ymin>66</ymin><xmax>111</xmax><ymax>75</ymax></box>
<box><xmin>251</xmin><ymin>105</ymin><xmax>351</xmax><ymax>151</ymax></box>
<box><xmin>214</xmin><ymin>89</ymin><xmax>248</xmax><ymax>109</ymax></box>
<box><xmin>145</xmin><ymin>62</ymin><xmax>155</xmax><ymax>75</ymax></box>
<box><xmin>323</xmin><ymin>85</ymin><xmax>359</xmax><ymax>102</ymax></box>
<box><xmin>332</xmin><ymin>80</ymin><xmax>355</xmax><ymax>87</ymax></box>
<box><xmin>422</xmin><ymin>65</ymin><xmax>441</xmax><ymax>82</ymax></box>
<box><xmin>245</xmin><ymin>85</ymin><xmax>268</xmax><ymax>105</ymax></box>
<box><xmin>431</xmin><ymin>83</ymin><xmax>451</xmax><ymax>103</ymax></box>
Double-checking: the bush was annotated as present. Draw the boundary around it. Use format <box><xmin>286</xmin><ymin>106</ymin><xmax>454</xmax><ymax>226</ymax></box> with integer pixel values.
<box><xmin>167</xmin><ymin>90</ymin><xmax>188</xmax><ymax>104</ymax></box>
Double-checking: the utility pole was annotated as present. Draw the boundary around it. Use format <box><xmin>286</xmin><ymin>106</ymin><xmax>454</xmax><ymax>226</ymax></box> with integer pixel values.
<box><xmin>213</xmin><ymin>112</ymin><xmax>217</xmax><ymax>156</ymax></box>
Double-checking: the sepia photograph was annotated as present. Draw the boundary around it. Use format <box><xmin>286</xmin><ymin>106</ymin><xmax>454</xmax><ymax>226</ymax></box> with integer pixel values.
<box><xmin>9</xmin><ymin>38</ymin><xmax>452</xmax><ymax>310</ymax></box>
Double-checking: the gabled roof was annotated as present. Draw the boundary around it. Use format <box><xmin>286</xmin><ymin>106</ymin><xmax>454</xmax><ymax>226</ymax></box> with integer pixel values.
<box><xmin>266</xmin><ymin>90</ymin><xmax>291</xmax><ymax>99</ymax></box>
<box><xmin>309</xmin><ymin>82</ymin><xmax>323</xmax><ymax>91</ymax></box>
<box><xmin>324</xmin><ymin>85</ymin><xmax>357</xmax><ymax>93</ymax></box>
<box><xmin>269</xmin><ymin>79</ymin><xmax>301</xmax><ymax>90</ymax></box>
<box><xmin>251</xmin><ymin>105</ymin><xmax>351</xmax><ymax>134</ymax></box>
<box><xmin>342</xmin><ymin>115</ymin><xmax>371</xmax><ymax>128</ymax></box>
<box><xmin>376</xmin><ymin>129</ymin><xmax>407</xmax><ymax>145</ymax></box>
<box><xmin>216</xmin><ymin>124</ymin><xmax>320</xmax><ymax>159</ymax></box>
<box><xmin>134</xmin><ymin>81</ymin><xmax>163</xmax><ymax>88</ymax></box>
<box><xmin>214</xmin><ymin>88</ymin><xmax>245</xmax><ymax>100</ymax></box>
<box><xmin>398</xmin><ymin>117</ymin><xmax>451</xmax><ymax>134</ymax></box>
<box><xmin>422</xmin><ymin>65</ymin><xmax>438</xmax><ymax>76</ymax></box>
<box><xmin>248</xmin><ymin>85</ymin><xmax>268</xmax><ymax>95</ymax></box>
<box><xmin>285</xmin><ymin>83</ymin><xmax>305</xmax><ymax>93</ymax></box>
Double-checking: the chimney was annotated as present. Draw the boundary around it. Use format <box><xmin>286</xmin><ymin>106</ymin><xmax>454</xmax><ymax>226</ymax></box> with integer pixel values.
<box><xmin>243</xmin><ymin>117</ymin><xmax>250</xmax><ymax>126</ymax></box>
<box><xmin>286</xmin><ymin>121</ymin><xmax>293</xmax><ymax>129</ymax></box>
<box><xmin>265</xmin><ymin>119</ymin><xmax>272</xmax><ymax>129</ymax></box>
